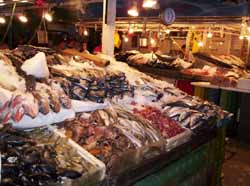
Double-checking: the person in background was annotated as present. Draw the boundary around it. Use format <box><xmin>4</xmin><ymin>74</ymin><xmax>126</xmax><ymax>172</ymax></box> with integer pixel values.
<box><xmin>80</xmin><ymin>41</ymin><xmax>89</xmax><ymax>54</ymax></box>
<box><xmin>93</xmin><ymin>40</ymin><xmax>102</xmax><ymax>54</ymax></box>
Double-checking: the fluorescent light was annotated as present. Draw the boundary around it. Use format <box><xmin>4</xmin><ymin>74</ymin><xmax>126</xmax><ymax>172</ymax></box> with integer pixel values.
<box><xmin>207</xmin><ymin>32</ymin><xmax>213</xmax><ymax>38</ymax></box>
<box><xmin>0</xmin><ymin>3</ymin><xmax>5</xmax><ymax>6</ymax></box>
<box><xmin>44</xmin><ymin>12</ymin><xmax>52</xmax><ymax>22</ymax></box>
<box><xmin>19</xmin><ymin>15</ymin><xmax>28</xmax><ymax>23</ymax></box>
<box><xmin>142</xmin><ymin>0</ymin><xmax>157</xmax><ymax>8</ymax></box>
<box><xmin>0</xmin><ymin>16</ymin><xmax>5</xmax><ymax>24</ymax></box>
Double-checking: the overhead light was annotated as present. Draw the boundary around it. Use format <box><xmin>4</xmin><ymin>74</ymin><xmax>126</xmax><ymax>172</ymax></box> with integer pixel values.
<box><xmin>0</xmin><ymin>3</ymin><xmax>5</xmax><ymax>6</ymax></box>
<box><xmin>142</xmin><ymin>0</ymin><xmax>157</xmax><ymax>8</ymax></box>
<box><xmin>166</xmin><ymin>29</ymin><xmax>171</xmax><ymax>34</ymax></box>
<box><xmin>21</xmin><ymin>0</ymin><xmax>29</xmax><ymax>2</ymax></box>
<box><xmin>0</xmin><ymin>16</ymin><xmax>6</xmax><ymax>24</ymax></box>
<box><xmin>128</xmin><ymin>2</ymin><xmax>139</xmax><ymax>17</ymax></box>
<box><xmin>219</xmin><ymin>42</ymin><xmax>223</xmax><ymax>45</ymax></box>
<box><xmin>44</xmin><ymin>12</ymin><xmax>52</xmax><ymax>22</ymax></box>
<box><xmin>198</xmin><ymin>41</ymin><xmax>203</xmax><ymax>47</ymax></box>
<box><xmin>83</xmin><ymin>29</ymin><xmax>88</xmax><ymax>36</ymax></box>
<box><xmin>207</xmin><ymin>32</ymin><xmax>213</xmax><ymax>38</ymax></box>
<box><xmin>239</xmin><ymin>35</ymin><xmax>244</xmax><ymax>40</ymax></box>
<box><xmin>247</xmin><ymin>36</ymin><xmax>250</xmax><ymax>41</ymax></box>
<box><xmin>0</xmin><ymin>0</ymin><xmax>3</xmax><ymax>2</ymax></box>
<box><xmin>124</xmin><ymin>36</ymin><xmax>129</xmax><ymax>42</ymax></box>
<box><xmin>150</xmin><ymin>38</ymin><xmax>156</xmax><ymax>45</ymax></box>
<box><xmin>19</xmin><ymin>15</ymin><xmax>28</xmax><ymax>23</ymax></box>
<box><xmin>128</xmin><ymin>27</ymin><xmax>134</xmax><ymax>34</ymax></box>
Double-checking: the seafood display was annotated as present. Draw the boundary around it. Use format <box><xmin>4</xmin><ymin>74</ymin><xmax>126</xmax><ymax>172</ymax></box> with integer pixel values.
<box><xmin>57</xmin><ymin>106</ymin><xmax>163</xmax><ymax>176</ymax></box>
<box><xmin>194</xmin><ymin>53</ymin><xmax>245</xmax><ymax>69</ymax></box>
<box><xmin>0</xmin><ymin>45</ymin><xmax>232</xmax><ymax>185</ymax></box>
<box><xmin>134</xmin><ymin>106</ymin><xmax>186</xmax><ymax>138</ymax></box>
<box><xmin>0</xmin><ymin>125</ymin><xmax>89</xmax><ymax>186</ymax></box>
<box><xmin>116</xmin><ymin>52</ymin><xmax>192</xmax><ymax>70</ymax></box>
<box><xmin>50</xmin><ymin>62</ymin><xmax>134</xmax><ymax>103</ymax></box>
<box><xmin>0</xmin><ymin>50</ymin><xmax>72</xmax><ymax>125</ymax></box>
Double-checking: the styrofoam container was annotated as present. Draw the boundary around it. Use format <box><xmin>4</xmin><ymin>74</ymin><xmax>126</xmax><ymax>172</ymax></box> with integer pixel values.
<box><xmin>165</xmin><ymin>128</ymin><xmax>192</xmax><ymax>152</ymax></box>
<box><xmin>46</xmin><ymin>125</ymin><xmax>106</xmax><ymax>186</ymax></box>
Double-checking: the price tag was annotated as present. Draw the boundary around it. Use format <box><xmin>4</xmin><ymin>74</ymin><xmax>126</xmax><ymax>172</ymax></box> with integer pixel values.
<box><xmin>162</xmin><ymin>8</ymin><xmax>176</xmax><ymax>25</ymax></box>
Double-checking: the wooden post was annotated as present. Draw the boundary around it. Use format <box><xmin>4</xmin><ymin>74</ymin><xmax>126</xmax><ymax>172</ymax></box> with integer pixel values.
<box><xmin>102</xmin><ymin>0</ymin><xmax>116</xmax><ymax>56</ymax></box>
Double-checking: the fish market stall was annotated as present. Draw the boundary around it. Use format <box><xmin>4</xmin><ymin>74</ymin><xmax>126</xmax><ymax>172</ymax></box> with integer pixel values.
<box><xmin>0</xmin><ymin>45</ymin><xmax>231</xmax><ymax>186</ymax></box>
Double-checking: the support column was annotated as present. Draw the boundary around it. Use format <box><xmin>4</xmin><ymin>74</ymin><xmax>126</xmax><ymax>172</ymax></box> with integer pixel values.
<box><xmin>102</xmin><ymin>0</ymin><xmax>116</xmax><ymax>56</ymax></box>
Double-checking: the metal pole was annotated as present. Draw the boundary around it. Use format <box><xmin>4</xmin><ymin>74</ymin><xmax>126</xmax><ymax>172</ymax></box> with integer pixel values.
<box><xmin>102</xmin><ymin>0</ymin><xmax>116</xmax><ymax>56</ymax></box>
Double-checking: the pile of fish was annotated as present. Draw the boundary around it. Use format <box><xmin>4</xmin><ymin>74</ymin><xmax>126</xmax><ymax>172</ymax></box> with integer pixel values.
<box><xmin>194</xmin><ymin>53</ymin><xmax>246</xmax><ymax>69</ymax></box>
<box><xmin>115</xmin><ymin>51</ymin><xmax>192</xmax><ymax>70</ymax></box>
<box><xmin>57</xmin><ymin>106</ymin><xmax>163</xmax><ymax>176</ymax></box>
<box><xmin>107</xmin><ymin>61</ymin><xmax>230</xmax><ymax>131</ymax></box>
<box><xmin>52</xmin><ymin>67</ymin><xmax>134</xmax><ymax>103</ymax></box>
<box><xmin>0</xmin><ymin>125</ymin><xmax>86</xmax><ymax>186</ymax></box>
<box><xmin>0</xmin><ymin>48</ymin><xmax>74</xmax><ymax>124</ymax></box>
<box><xmin>0</xmin><ymin>45</ymin><xmax>230</xmax><ymax>131</ymax></box>
<box><xmin>134</xmin><ymin>106</ymin><xmax>186</xmax><ymax>138</ymax></box>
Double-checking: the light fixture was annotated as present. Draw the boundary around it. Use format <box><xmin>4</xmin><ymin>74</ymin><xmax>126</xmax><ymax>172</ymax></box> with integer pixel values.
<box><xmin>239</xmin><ymin>35</ymin><xmax>244</xmax><ymax>40</ymax></box>
<box><xmin>207</xmin><ymin>32</ymin><xmax>213</xmax><ymax>38</ymax></box>
<box><xmin>198</xmin><ymin>41</ymin><xmax>204</xmax><ymax>47</ymax></box>
<box><xmin>0</xmin><ymin>16</ymin><xmax>6</xmax><ymax>24</ymax></box>
<box><xmin>166</xmin><ymin>29</ymin><xmax>171</xmax><ymax>34</ymax></box>
<box><xmin>19</xmin><ymin>15</ymin><xmax>28</xmax><ymax>23</ymax></box>
<box><xmin>207</xmin><ymin>28</ymin><xmax>213</xmax><ymax>38</ymax></box>
<box><xmin>124</xmin><ymin>36</ymin><xmax>129</xmax><ymax>42</ymax></box>
<box><xmin>247</xmin><ymin>36</ymin><xmax>250</xmax><ymax>41</ymax></box>
<box><xmin>0</xmin><ymin>3</ymin><xmax>5</xmax><ymax>6</ymax></box>
<box><xmin>219</xmin><ymin>42</ymin><xmax>223</xmax><ymax>45</ymax></box>
<box><xmin>83</xmin><ymin>28</ymin><xmax>88</xmax><ymax>36</ymax></box>
<box><xmin>44</xmin><ymin>12</ymin><xmax>52</xmax><ymax>22</ymax></box>
<box><xmin>128</xmin><ymin>27</ymin><xmax>134</xmax><ymax>34</ymax></box>
<box><xmin>128</xmin><ymin>1</ymin><xmax>139</xmax><ymax>17</ymax></box>
<box><xmin>142</xmin><ymin>0</ymin><xmax>157</xmax><ymax>8</ymax></box>
<box><xmin>150</xmin><ymin>38</ymin><xmax>156</xmax><ymax>45</ymax></box>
